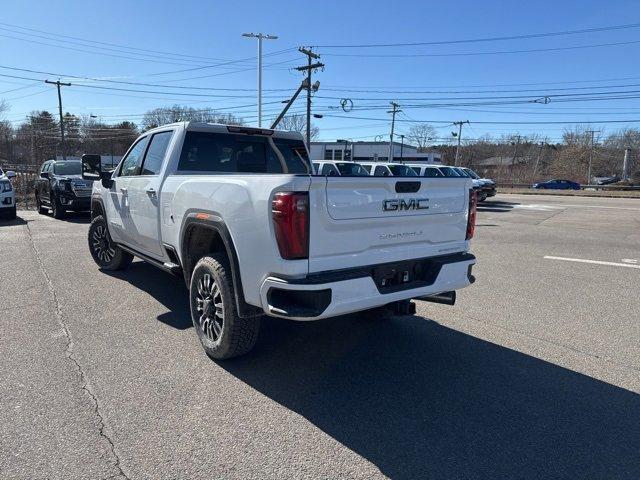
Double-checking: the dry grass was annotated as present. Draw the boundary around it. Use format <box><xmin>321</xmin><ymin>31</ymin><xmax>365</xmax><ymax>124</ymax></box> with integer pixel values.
<box><xmin>498</xmin><ymin>187</ymin><xmax>640</xmax><ymax>198</ymax></box>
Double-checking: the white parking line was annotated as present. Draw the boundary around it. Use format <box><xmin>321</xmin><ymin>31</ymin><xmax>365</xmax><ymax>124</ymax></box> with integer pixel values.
<box><xmin>515</xmin><ymin>203</ymin><xmax>640</xmax><ymax>212</ymax></box>
<box><xmin>544</xmin><ymin>256</ymin><xmax>640</xmax><ymax>269</ymax></box>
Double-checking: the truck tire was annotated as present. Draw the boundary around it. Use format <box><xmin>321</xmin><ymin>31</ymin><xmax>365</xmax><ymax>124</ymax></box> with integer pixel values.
<box><xmin>189</xmin><ymin>255</ymin><xmax>261</xmax><ymax>360</ymax></box>
<box><xmin>51</xmin><ymin>194</ymin><xmax>66</xmax><ymax>219</ymax></box>
<box><xmin>36</xmin><ymin>194</ymin><xmax>47</xmax><ymax>214</ymax></box>
<box><xmin>87</xmin><ymin>215</ymin><xmax>133</xmax><ymax>271</ymax></box>
<box><xmin>5</xmin><ymin>205</ymin><xmax>17</xmax><ymax>220</ymax></box>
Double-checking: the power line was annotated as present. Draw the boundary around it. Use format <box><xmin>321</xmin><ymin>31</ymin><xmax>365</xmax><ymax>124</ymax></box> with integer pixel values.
<box><xmin>0</xmin><ymin>22</ymin><xmax>243</xmax><ymax>62</ymax></box>
<box><xmin>315</xmin><ymin>22</ymin><xmax>640</xmax><ymax>48</ymax></box>
<box><xmin>321</xmin><ymin>75</ymin><xmax>640</xmax><ymax>90</ymax></box>
<box><xmin>321</xmin><ymin>113</ymin><xmax>640</xmax><ymax>125</ymax></box>
<box><xmin>321</xmin><ymin>39</ymin><xmax>640</xmax><ymax>58</ymax></box>
<box><xmin>0</xmin><ymin>64</ymin><xmax>296</xmax><ymax>92</ymax></box>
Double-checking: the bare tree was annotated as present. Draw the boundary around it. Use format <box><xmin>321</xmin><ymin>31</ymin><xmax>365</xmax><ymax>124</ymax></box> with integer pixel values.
<box><xmin>407</xmin><ymin>124</ymin><xmax>436</xmax><ymax>151</ymax></box>
<box><xmin>278</xmin><ymin>114</ymin><xmax>319</xmax><ymax>140</ymax></box>
<box><xmin>141</xmin><ymin>105</ymin><xmax>244</xmax><ymax>131</ymax></box>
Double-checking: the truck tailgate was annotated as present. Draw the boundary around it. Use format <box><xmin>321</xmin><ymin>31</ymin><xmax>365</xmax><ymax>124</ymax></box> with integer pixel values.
<box><xmin>308</xmin><ymin>176</ymin><xmax>471</xmax><ymax>273</ymax></box>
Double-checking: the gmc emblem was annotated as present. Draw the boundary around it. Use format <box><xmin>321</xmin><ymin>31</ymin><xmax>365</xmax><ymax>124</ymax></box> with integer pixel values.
<box><xmin>382</xmin><ymin>198</ymin><xmax>429</xmax><ymax>211</ymax></box>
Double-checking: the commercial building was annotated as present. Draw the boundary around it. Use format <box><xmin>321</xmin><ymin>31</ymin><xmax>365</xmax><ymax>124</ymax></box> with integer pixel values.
<box><xmin>310</xmin><ymin>141</ymin><xmax>442</xmax><ymax>164</ymax></box>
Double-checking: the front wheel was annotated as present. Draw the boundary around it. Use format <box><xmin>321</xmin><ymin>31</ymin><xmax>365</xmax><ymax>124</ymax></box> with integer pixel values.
<box><xmin>189</xmin><ymin>255</ymin><xmax>261</xmax><ymax>359</ymax></box>
<box><xmin>36</xmin><ymin>194</ymin><xmax>47</xmax><ymax>214</ymax></box>
<box><xmin>3</xmin><ymin>205</ymin><xmax>17</xmax><ymax>220</ymax></box>
<box><xmin>87</xmin><ymin>215</ymin><xmax>133</xmax><ymax>270</ymax></box>
<box><xmin>51</xmin><ymin>194</ymin><xmax>65</xmax><ymax>219</ymax></box>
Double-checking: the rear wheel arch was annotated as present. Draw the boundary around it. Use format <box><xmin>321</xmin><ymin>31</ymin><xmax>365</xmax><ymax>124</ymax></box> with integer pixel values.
<box><xmin>180</xmin><ymin>214</ymin><xmax>260</xmax><ymax>318</ymax></box>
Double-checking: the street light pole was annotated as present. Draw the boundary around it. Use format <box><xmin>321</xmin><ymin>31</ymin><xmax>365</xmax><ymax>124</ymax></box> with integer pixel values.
<box><xmin>242</xmin><ymin>32</ymin><xmax>278</xmax><ymax>127</ymax></box>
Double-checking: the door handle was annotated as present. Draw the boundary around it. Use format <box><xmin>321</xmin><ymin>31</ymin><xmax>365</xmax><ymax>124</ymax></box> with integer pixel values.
<box><xmin>145</xmin><ymin>188</ymin><xmax>157</xmax><ymax>198</ymax></box>
<box><xmin>120</xmin><ymin>187</ymin><xmax>128</xmax><ymax>195</ymax></box>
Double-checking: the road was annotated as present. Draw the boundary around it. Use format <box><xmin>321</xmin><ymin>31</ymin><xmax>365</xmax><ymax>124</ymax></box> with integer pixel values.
<box><xmin>1</xmin><ymin>193</ymin><xmax>639</xmax><ymax>479</ymax></box>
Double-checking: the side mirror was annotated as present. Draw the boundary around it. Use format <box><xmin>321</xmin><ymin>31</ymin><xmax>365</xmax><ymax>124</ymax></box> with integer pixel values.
<box><xmin>82</xmin><ymin>154</ymin><xmax>102</xmax><ymax>181</ymax></box>
<box><xmin>6</xmin><ymin>170</ymin><xmax>16</xmax><ymax>179</ymax></box>
<box><xmin>40</xmin><ymin>171</ymin><xmax>50</xmax><ymax>179</ymax></box>
<box><xmin>82</xmin><ymin>154</ymin><xmax>113</xmax><ymax>188</ymax></box>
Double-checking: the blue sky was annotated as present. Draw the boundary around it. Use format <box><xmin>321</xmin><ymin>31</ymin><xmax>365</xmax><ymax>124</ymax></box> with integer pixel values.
<box><xmin>1</xmin><ymin>0</ymin><xmax>639</xmax><ymax>143</ymax></box>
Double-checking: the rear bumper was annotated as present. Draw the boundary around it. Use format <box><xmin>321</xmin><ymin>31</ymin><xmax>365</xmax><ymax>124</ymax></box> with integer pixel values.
<box><xmin>259</xmin><ymin>253</ymin><xmax>476</xmax><ymax>320</ymax></box>
<box><xmin>0</xmin><ymin>191</ymin><xmax>14</xmax><ymax>207</ymax></box>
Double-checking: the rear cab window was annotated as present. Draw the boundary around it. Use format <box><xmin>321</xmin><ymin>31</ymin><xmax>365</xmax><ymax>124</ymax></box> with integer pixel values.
<box><xmin>177</xmin><ymin>131</ymin><xmax>311</xmax><ymax>174</ymax></box>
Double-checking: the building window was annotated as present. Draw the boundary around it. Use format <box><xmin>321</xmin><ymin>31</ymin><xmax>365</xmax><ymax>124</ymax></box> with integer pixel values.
<box><xmin>334</xmin><ymin>149</ymin><xmax>343</xmax><ymax>160</ymax></box>
<box><xmin>324</xmin><ymin>149</ymin><xmax>333</xmax><ymax>160</ymax></box>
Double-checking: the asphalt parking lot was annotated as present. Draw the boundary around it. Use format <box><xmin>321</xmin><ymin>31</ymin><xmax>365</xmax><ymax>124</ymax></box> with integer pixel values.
<box><xmin>1</xmin><ymin>193</ymin><xmax>639</xmax><ymax>480</ymax></box>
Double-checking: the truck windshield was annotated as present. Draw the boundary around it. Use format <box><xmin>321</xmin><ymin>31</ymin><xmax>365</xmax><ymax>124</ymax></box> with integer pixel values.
<box><xmin>335</xmin><ymin>163</ymin><xmax>369</xmax><ymax>176</ymax></box>
<box><xmin>465</xmin><ymin>169</ymin><xmax>481</xmax><ymax>179</ymax></box>
<box><xmin>388</xmin><ymin>164</ymin><xmax>418</xmax><ymax>176</ymax></box>
<box><xmin>53</xmin><ymin>161</ymin><xmax>82</xmax><ymax>175</ymax></box>
<box><xmin>439</xmin><ymin>166</ymin><xmax>462</xmax><ymax>177</ymax></box>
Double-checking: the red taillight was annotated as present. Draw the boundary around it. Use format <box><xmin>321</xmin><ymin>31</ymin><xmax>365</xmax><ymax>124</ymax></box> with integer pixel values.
<box><xmin>272</xmin><ymin>192</ymin><xmax>309</xmax><ymax>259</ymax></box>
<box><xmin>466</xmin><ymin>189</ymin><xmax>477</xmax><ymax>240</ymax></box>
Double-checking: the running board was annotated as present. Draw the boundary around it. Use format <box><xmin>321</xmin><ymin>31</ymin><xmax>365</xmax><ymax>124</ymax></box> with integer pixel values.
<box><xmin>117</xmin><ymin>244</ymin><xmax>183</xmax><ymax>277</ymax></box>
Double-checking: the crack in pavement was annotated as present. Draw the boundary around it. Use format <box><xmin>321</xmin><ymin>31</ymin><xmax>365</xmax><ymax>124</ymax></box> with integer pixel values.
<box><xmin>25</xmin><ymin>222</ymin><xmax>131</xmax><ymax>480</ymax></box>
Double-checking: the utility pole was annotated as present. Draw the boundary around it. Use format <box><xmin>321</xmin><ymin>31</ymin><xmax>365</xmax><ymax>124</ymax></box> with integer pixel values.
<box><xmin>586</xmin><ymin>130</ymin><xmax>597</xmax><ymax>185</ymax></box>
<box><xmin>453</xmin><ymin>120</ymin><xmax>469</xmax><ymax>166</ymax></box>
<box><xmin>532</xmin><ymin>141</ymin><xmax>545</xmax><ymax>182</ymax></box>
<box><xmin>399</xmin><ymin>134</ymin><xmax>405</xmax><ymax>161</ymax></box>
<box><xmin>623</xmin><ymin>148</ymin><xmax>631</xmax><ymax>181</ymax></box>
<box><xmin>388</xmin><ymin>102</ymin><xmax>401</xmax><ymax>162</ymax></box>
<box><xmin>45</xmin><ymin>79</ymin><xmax>71</xmax><ymax>160</ymax></box>
<box><xmin>295</xmin><ymin>47</ymin><xmax>323</xmax><ymax>147</ymax></box>
<box><xmin>242</xmin><ymin>33</ymin><xmax>278</xmax><ymax>127</ymax></box>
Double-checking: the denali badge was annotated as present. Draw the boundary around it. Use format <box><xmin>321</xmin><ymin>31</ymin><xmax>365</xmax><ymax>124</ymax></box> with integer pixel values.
<box><xmin>382</xmin><ymin>198</ymin><xmax>429</xmax><ymax>211</ymax></box>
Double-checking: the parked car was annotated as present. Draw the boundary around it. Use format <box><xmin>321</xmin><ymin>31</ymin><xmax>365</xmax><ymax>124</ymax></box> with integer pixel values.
<box><xmin>312</xmin><ymin>161</ymin><xmax>369</xmax><ymax>176</ymax></box>
<box><xmin>35</xmin><ymin>159</ymin><xmax>95</xmax><ymax>218</ymax></box>
<box><xmin>83</xmin><ymin>122</ymin><xmax>476</xmax><ymax>359</ymax></box>
<box><xmin>0</xmin><ymin>167</ymin><xmax>16</xmax><ymax>220</ymax></box>
<box><xmin>359</xmin><ymin>162</ymin><xmax>418</xmax><ymax>176</ymax></box>
<box><xmin>532</xmin><ymin>179</ymin><xmax>581</xmax><ymax>190</ymax></box>
<box><xmin>453</xmin><ymin>167</ymin><xmax>488</xmax><ymax>202</ymax></box>
<box><xmin>594</xmin><ymin>176</ymin><xmax>621</xmax><ymax>185</ymax></box>
<box><xmin>460</xmin><ymin>167</ymin><xmax>497</xmax><ymax>198</ymax></box>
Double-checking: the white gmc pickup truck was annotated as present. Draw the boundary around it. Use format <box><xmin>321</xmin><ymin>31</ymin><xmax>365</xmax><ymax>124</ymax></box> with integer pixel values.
<box><xmin>82</xmin><ymin>122</ymin><xmax>477</xmax><ymax>359</ymax></box>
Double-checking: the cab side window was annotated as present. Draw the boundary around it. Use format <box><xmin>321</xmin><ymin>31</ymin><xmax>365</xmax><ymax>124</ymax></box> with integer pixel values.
<box><xmin>374</xmin><ymin>166</ymin><xmax>389</xmax><ymax>176</ymax></box>
<box><xmin>118</xmin><ymin>137</ymin><xmax>149</xmax><ymax>177</ymax></box>
<box><xmin>321</xmin><ymin>164</ymin><xmax>339</xmax><ymax>176</ymax></box>
<box><xmin>140</xmin><ymin>131</ymin><xmax>173</xmax><ymax>176</ymax></box>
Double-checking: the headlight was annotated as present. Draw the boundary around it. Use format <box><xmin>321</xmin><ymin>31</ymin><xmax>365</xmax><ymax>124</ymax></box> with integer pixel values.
<box><xmin>0</xmin><ymin>180</ymin><xmax>12</xmax><ymax>193</ymax></box>
<box><xmin>57</xmin><ymin>179</ymin><xmax>72</xmax><ymax>192</ymax></box>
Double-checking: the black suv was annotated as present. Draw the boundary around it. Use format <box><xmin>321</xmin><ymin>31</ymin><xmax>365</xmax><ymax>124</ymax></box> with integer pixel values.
<box><xmin>35</xmin><ymin>160</ymin><xmax>94</xmax><ymax>218</ymax></box>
